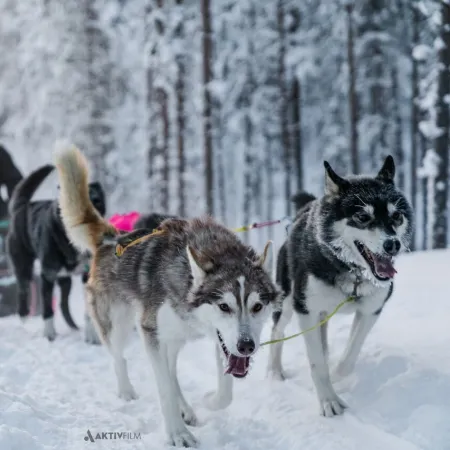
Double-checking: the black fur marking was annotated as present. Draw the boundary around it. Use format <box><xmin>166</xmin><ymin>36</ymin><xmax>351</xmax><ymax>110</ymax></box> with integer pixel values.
<box><xmin>276</xmin><ymin>243</ymin><xmax>291</xmax><ymax>296</ymax></box>
<box><xmin>272</xmin><ymin>310</ymin><xmax>282</xmax><ymax>325</ymax></box>
<box><xmin>293</xmin><ymin>293</ymin><xmax>309</xmax><ymax>315</ymax></box>
<box><xmin>373</xmin><ymin>282</ymin><xmax>394</xmax><ymax>315</ymax></box>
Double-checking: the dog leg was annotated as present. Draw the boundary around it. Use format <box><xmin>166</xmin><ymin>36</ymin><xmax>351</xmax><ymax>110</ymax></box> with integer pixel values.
<box><xmin>141</xmin><ymin>329</ymin><xmax>198</xmax><ymax>448</ymax></box>
<box><xmin>82</xmin><ymin>284</ymin><xmax>101</xmax><ymax>345</ymax></box>
<box><xmin>332</xmin><ymin>311</ymin><xmax>378</xmax><ymax>381</ymax></box>
<box><xmin>8</xmin><ymin>248</ymin><xmax>34</xmax><ymax>321</ymax></box>
<box><xmin>319</xmin><ymin>311</ymin><xmax>329</xmax><ymax>361</ymax></box>
<box><xmin>298</xmin><ymin>312</ymin><xmax>347</xmax><ymax>417</ymax></box>
<box><xmin>41</xmin><ymin>274</ymin><xmax>56</xmax><ymax>341</ymax></box>
<box><xmin>267</xmin><ymin>296</ymin><xmax>293</xmax><ymax>380</ymax></box>
<box><xmin>84</xmin><ymin>312</ymin><xmax>101</xmax><ymax>345</ymax></box>
<box><xmin>204</xmin><ymin>343</ymin><xmax>233</xmax><ymax>410</ymax></box>
<box><xmin>16</xmin><ymin>279</ymin><xmax>31</xmax><ymax>320</ymax></box>
<box><xmin>57</xmin><ymin>276</ymin><xmax>78</xmax><ymax>330</ymax></box>
<box><xmin>167</xmin><ymin>341</ymin><xmax>198</xmax><ymax>426</ymax></box>
<box><xmin>108</xmin><ymin>307</ymin><xmax>137</xmax><ymax>401</ymax></box>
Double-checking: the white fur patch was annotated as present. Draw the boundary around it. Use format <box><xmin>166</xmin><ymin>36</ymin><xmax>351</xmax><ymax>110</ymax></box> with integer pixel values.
<box><xmin>237</xmin><ymin>276</ymin><xmax>245</xmax><ymax>303</ymax></box>
<box><xmin>69</xmin><ymin>224</ymin><xmax>94</xmax><ymax>252</ymax></box>
<box><xmin>186</xmin><ymin>246</ymin><xmax>205</xmax><ymax>290</ymax></box>
<box><xmin>158</xmin><ymin>302</ymin><xmax>204</xmax><ymax>342</ymax></box>
<box><xmin>362</xmin><ymin>204</ymin><xmax>374</xmax><ymax>215</ymax></box>
<box><xmin>221</xmin><ymin>292</ymin><xmax>238</xmax><ymax>312</ymax></box>
<box><xmin>387</xmin><ymin>202</ymin><xmax>396</xmax><ymax>214</ymax></box>
<box><xmin>304</xmin><ymin>274</ymin><xmax>388</xmax><ymax>315</ymax></box>
<box><xmin>246</xmin><ymin>292</ymin><xmax>260</xmax><ymax>309</ymax></box>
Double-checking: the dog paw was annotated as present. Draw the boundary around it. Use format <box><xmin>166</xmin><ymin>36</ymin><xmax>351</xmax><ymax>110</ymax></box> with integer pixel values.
<box><xmin>43</xmin><ymin>318</ymin><xmax>56</xmax><ymax>341</ymax></box>
<box><xmin>84</xmin><ymin>315</ymin><xmax>101</xmax><ymax>345</ymax></box>
<box><xmin>203</xmin><ymin>391</ymin><xmax>232</xmax><ymax>411</ymax></box>
<box><xmin>118</xmin><ymin>387</ymin><xmax>138</xmax><ymax>401</ymax></box>
<box><xmin>181</xmin><ymin>405</ymin><xmax>198</xmax><ymax>427</ymax></box>
<box><xmin>168</xmin><ymin>428</ymin><xmax>198</xmax><ymax>448</ymax></box>
<box><xmin>85</xmin><ymin>335</ymin><xmax>101</xmax><ymax>345</ymax></box>
<box><xmin>84</xmin><ymin>328</ymin><xmax>101</xmax><ymax>345</ymax></box>
<box><xmin>319</xmin><ymin>394</ymin><xmax>348</xmax><ymax>417</ymax></box>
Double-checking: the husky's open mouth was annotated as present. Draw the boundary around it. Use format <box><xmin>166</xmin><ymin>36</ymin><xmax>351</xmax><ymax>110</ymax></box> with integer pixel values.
<box><xmin>216</xmin><ymin>331</ymin><xmax>250</xmax><ymax>378</ymax></box>
<box><xmin>354</xmin><ymin>240</ymin><xmax>397</xmax><ymax>281</ymax></box>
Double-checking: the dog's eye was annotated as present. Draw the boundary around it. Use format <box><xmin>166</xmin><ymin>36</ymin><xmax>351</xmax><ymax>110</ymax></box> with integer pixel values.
<box><xmin>354</xmin><ymin>212</ymin><xmax>372</xmax><ymax>224</ymax></box>
<box><xmin>391</xmin><ymin>211</ymin><xmax>403</xmax><ymax>223</ymax></box>
<box><xmin>252</xmin><ymin>303</ymin><xmax>263</xmax><ymax>314</ymax></box>
<box><xmin>218</xmin><ymin>303</ymin><xmax>231</xmax><ymax>313</ymax></box>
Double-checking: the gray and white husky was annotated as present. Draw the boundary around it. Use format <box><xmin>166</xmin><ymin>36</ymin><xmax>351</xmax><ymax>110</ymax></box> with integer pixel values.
<box><xmin>54</xmin><ymin>144</ymin><xmax>279</xmax><ymax>448</ymax></box>
<box><xmin>267</xmin><ymin>156</ymin><xmax>413</xmax><ymax>417</ymax></box>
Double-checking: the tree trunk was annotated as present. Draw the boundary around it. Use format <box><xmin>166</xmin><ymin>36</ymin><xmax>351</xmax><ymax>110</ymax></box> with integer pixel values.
<box><xmin>420</xmin><ymin>131</ymin><xmax>428</xmax><ymax>250</ymax></box>
<box><xmin>175</xmin><ymin>0</ymin><xmax>186</xmax><ymax>217</ymax></box>
<box><xmin>201</xmin><ymin>0</ymin><xmax>214</xmax><ymax>215</ymax></box>
<box><xmin>158</xmin><ymin>87</ymin><xmax>170</xmax><ymax>212</ymax></box>
<box><xmin>146</xmin><ymin>66</ymin><xmax>154</xmax><ymax>210</ymax></box>
<box><xmin>290</xmin><ymin>77</ymin><xmax>303</xmax><ymax>191</ymax></box>
<box><xmin>432</xmin><ymin>3</ymin><xmax>450</xmax><ymax>249</ymax></box>
<box><xmin>176</xmin><ymin>68</ymin><xmax>185</xmax><ymax>216</ymax></box>
<box><xmin>391</xmin><ymin>63</ymin><xmax>404</xmax><ymax>190</ymax></box>
<box><xmin>277</xmin><ymin>0</ymin><xmax>291</xmax><ymax>216</ymax></box>
<box><xmin>84</xmin><ymin>0</ymin><xmax>115</xmax><ymax>192</ymax></box>
<box><xmin>265</xmin><ymin>132</ymin><xmax>274</xmax><ymax>242</ymax></box>
<box><xmin>410</xmin><ymin>2</ymin><xmax>419</xmax><ymax>250</ymax></box>
<box><xmin>346</xmin><ymin>2</ymin><xmax>359</xmax><ymax>174</ymax></box>
<box><xmin>217</xmin><ymin>149</ymin><xmax>227</xmax><ymax>222</ymax></box>
<box><xmin>243</xmin><ymin>114</ymin><xmax>252</xmax><ymax>236</ymax></box>
<box><xmin>243</xmin><ymin>2</ymin><xmax>256</xmax><ymax>242</ymax></box>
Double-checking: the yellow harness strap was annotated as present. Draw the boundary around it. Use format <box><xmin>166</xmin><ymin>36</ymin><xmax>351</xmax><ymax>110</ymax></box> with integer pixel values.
<box><xmin>260</xmin><ymin>295</ymin><xmax>355</xmax><ymax>346</ymax></box>
<box><xmin>115</xmin><ymin>229</ymin><xmax>165</xmax><ymax>257</ymax></box>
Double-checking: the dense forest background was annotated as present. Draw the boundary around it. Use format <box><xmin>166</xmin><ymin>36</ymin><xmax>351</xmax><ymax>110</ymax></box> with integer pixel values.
<box><xmin>0</xmin><ymin>0</ymin><xmax>449</xmax><ymax>250</ymax></box>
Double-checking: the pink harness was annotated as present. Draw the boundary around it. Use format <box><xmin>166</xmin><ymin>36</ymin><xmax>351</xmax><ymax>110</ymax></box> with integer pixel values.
<box><xmin>108</xmin><ymin>211</ymin><xmax>141</xmax><ymax>232</ymax></box>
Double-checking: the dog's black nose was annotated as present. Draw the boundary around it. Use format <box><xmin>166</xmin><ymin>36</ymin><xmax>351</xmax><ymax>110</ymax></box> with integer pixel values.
<box><xmin>237</xmin><ymin>337</ymin><xmax>255</xmax><ymax>356</ymax></box>
<box><xmin>383</xmin><ymin>238</ymin><xmax>401</xmax><ymax>256</ymax></box>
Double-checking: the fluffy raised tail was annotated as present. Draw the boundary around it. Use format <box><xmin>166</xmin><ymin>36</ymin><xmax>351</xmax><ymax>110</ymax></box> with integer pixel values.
<box><xmin>53</xmin><ymin>142</ymin><xmax>117</xmax><ymax>253</ymax></box>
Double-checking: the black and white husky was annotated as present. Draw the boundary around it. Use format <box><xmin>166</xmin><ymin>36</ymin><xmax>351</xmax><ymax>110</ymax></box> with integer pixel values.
<box><xmin>267</xmin><ymin>156</ymin><xmax>413</xmax><ymax>417</ymax></box>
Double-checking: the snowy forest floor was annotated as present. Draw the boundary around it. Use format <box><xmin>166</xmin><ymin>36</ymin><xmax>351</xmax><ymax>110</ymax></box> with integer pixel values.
<box><xmin>0</xmin><ymin>249</ymin><xmax>449</xmax><ymax>450</ymax></box>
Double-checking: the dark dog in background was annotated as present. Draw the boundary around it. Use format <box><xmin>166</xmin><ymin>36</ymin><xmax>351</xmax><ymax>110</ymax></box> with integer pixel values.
<box><xmin>6</xmin><ymin>164</ymin><xmax>106</xmax><ymax>340</ymax></box>
<box><xmin>0</xmin><ymin>145</ymin><xmax>23</xmax><ymax>219</ymax></box>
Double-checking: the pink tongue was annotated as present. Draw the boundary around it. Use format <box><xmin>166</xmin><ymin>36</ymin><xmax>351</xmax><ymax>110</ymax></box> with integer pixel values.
<box><xmin>225</xmin><ymin>354</ymin><xmax>250</xmax><ymax>378</ymax></box>
<box><xmin>373</xmin><ymin>257</ymin><xmax>397</xmax><ymax>278</ymax></box>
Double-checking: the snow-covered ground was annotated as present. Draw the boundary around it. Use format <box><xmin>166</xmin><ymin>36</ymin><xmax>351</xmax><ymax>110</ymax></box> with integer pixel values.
<box><xmin>0</xmin><ymin>249</ymin><xmax>449</xmax><ymax>450</ymax></box>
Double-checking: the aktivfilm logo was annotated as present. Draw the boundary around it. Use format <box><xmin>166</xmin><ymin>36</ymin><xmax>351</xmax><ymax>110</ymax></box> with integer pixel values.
<box><xmin>84</xmin><ymin>429</ymin><xmax>141</xmax><ymax>443</ymax></box>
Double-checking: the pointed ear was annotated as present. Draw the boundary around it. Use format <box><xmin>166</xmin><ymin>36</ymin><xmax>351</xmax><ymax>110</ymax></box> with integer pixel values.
<box><xmin>186</xmin><ymin>246</ymin><xmax>206</xmax><ymax>289</ymax></box>
<box><xmin>256</xmin><ymin>240</ymin><xmax>273</xmax><ymax>272</ymax></box>
<box><xmin>324</xmin><ymin>161</ymin><xmax>349</xmax><ymax>195</ymax></box>
<box><xmin>376</xmin><ymin>155</ymin><xmax>395</xmax><ymax>183</ymax></box>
